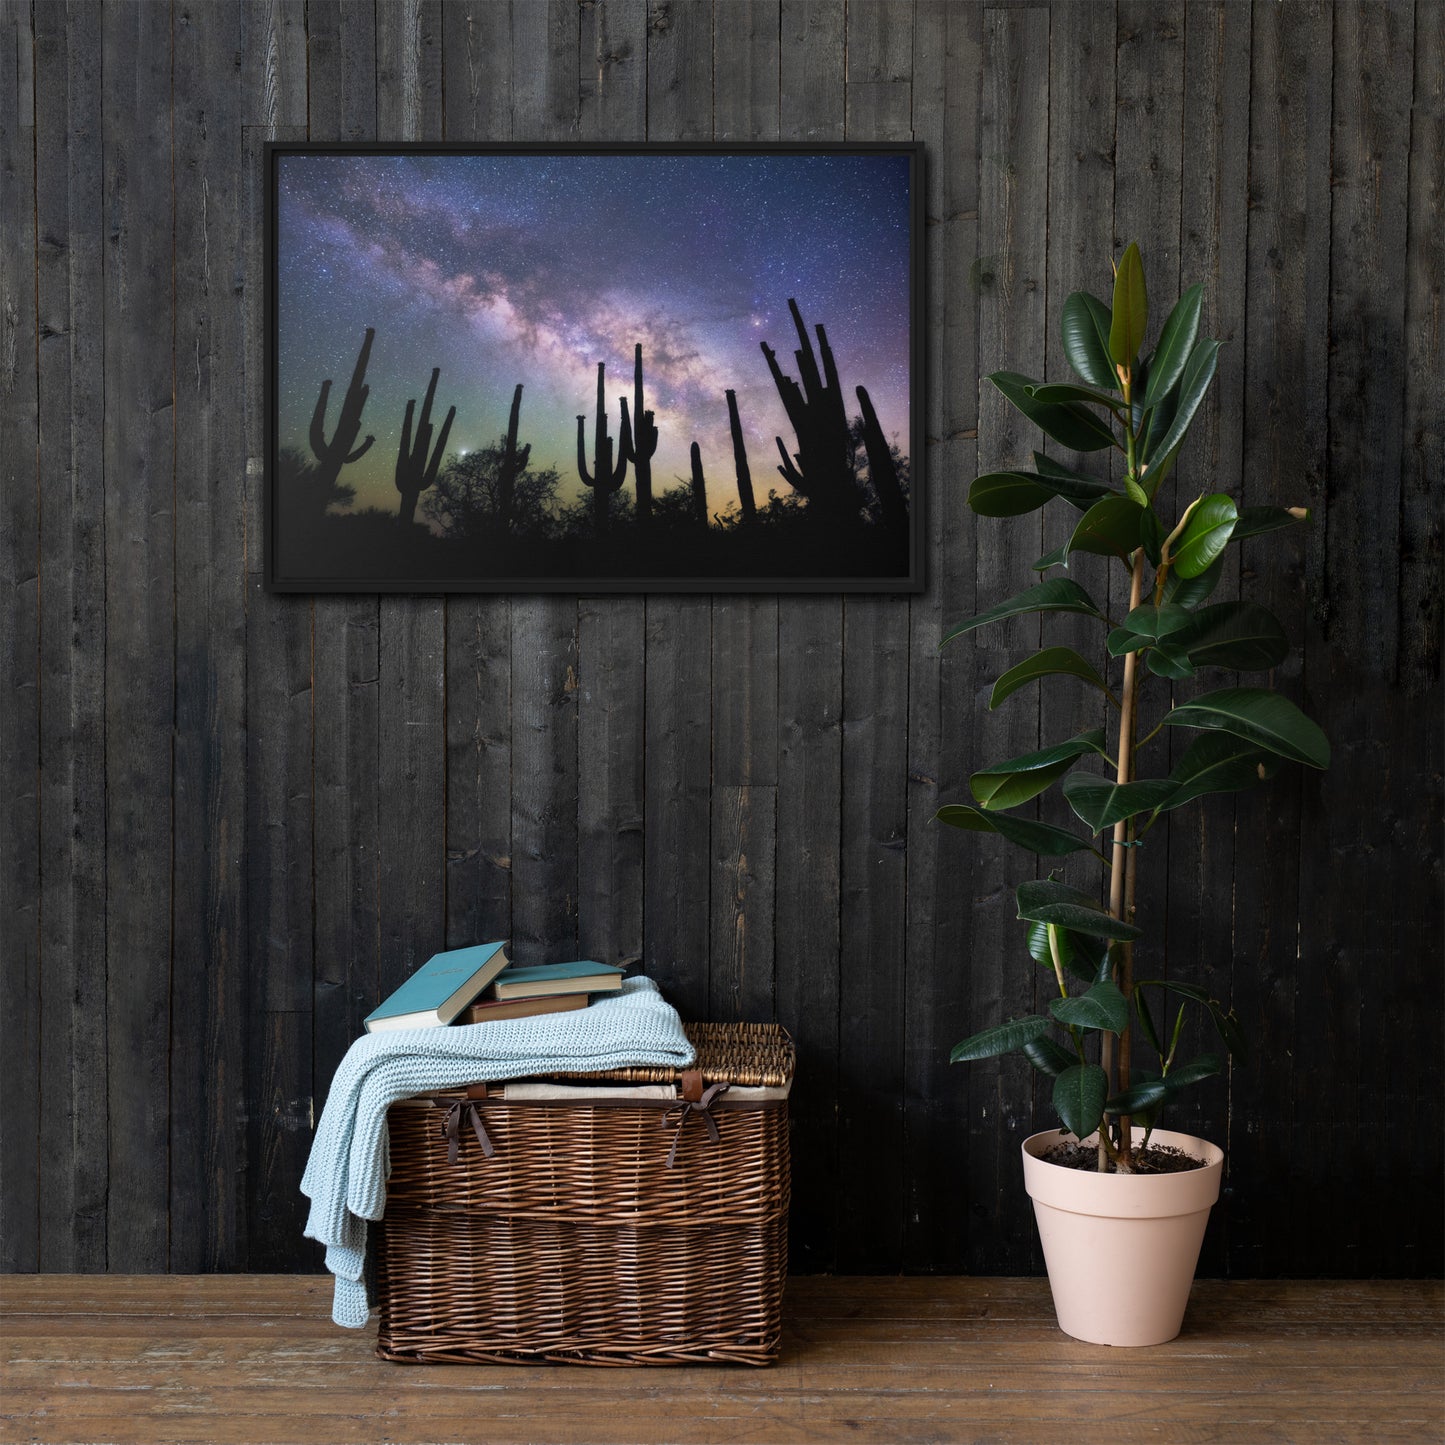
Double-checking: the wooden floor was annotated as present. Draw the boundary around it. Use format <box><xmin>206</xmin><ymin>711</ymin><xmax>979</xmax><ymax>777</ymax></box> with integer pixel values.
<box><xmin>1</xmin><ymin>1276</ymin><xmax>1441</xmax><ymax>1445</ymax></box>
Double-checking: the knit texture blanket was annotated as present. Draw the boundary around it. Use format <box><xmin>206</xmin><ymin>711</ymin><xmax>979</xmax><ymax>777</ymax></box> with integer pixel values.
<box><xmin>301</xmin><ymin>976</ymin><xmax>694</xmax><ymax>1326</ymax></box>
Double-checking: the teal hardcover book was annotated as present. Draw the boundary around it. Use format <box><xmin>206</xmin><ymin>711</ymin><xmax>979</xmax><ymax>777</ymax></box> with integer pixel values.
<box><xmin>491</xmin><ymin>960</ymin><xmax>625</xmax><ymax>1001</ymax></box>
<box><xmin>363</xmin><ymin>941</ymin><xmax>511</xmax><ymax>1032</ymax></box>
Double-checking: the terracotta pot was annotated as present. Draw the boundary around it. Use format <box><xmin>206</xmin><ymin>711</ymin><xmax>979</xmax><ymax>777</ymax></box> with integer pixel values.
<box><xmin>1021</xmin><ymin>1126</ymin><xmax>1224</xmax><ymax>1347</ymax></box>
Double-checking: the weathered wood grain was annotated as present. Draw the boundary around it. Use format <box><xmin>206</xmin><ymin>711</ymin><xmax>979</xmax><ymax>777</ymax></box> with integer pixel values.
<box><xmin>772</xmin><ymin>0</ymin><xmax>846</xmax><ymax>1275</ymax></box>
<box><xmin>169</xmin><ymin>0</ymin><xmax>249</xmax><ymax>1273</ymax></box>
<box><xmin>101</xmin><ymin>0</ymin><xmax>175</xmax><ymax>1272</ymax></box>
<box><xmin>242</xmin><ymin>0</ymin><xmax>313</xmax><ymax>1270</ymax></box>
<box><xmin>1230</xmin><ymin>0</ymin><xmax>1332</xmax><ymax>1278</ymax></box>
<box><xmin>0</xmin><ymin>0</ymin><xmax>40</xmax><ymax>1275</ymax></box>
<box><xmin>307</xmin><ymin>0</ymin><xmax>383</xmax><ymax>1113</ymax></box>
<box><xmin>968</xmin><ymin>2</ymin><xmax>1053</xmax><ymax>1274</ymax></box>
<box><xmin>31</xmin><ymin>0</ymin><xmax>106</xmax><ymax>1276</ymax></box>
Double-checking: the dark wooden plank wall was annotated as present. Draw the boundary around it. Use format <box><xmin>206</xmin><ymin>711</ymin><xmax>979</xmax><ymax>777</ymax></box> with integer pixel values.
<box><xmin>0</xmin><ymin>0</ymin><xmax>1439</xmax><ymax>1278</ymax></box>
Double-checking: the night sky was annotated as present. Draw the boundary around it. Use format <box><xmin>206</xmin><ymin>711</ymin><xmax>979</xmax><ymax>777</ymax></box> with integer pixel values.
<box><xmin>276</xmin><ymin>151</ymin><xmax>912</xmax><ymax>520</ymax></box>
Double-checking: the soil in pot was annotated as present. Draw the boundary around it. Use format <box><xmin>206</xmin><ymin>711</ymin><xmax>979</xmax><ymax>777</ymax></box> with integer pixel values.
<box><xmin>1040</xmin><ymin>1139</ymin><xmax>1208</xmax><ymax>1174</ymax></box>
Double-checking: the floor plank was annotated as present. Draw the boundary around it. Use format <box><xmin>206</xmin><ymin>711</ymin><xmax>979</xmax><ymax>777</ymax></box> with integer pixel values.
<box><xmin>0</xmin><ymin>1277</ymin><xmax>1440</xmax><ymax>1445</ymax></box>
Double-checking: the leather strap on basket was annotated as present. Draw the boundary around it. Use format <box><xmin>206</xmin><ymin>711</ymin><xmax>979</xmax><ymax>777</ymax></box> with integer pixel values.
<box><xmin>662</xmin><ymin>1081</ymin><xmax>729</xmax><ymax>1169</ymax></box>
<box><xmin>443</xmin><ymin>1098</ymin><xmax>495</xmax><ymax>1165</ymax></box>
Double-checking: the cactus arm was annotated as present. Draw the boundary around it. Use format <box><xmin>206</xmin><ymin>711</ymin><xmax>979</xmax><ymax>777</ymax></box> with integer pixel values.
<box><xmin>396</xmin><ymin>399</ymin><xmax>417</xmax><ymax>491</ymax></box>
<box><xmin>612</xmin><ymin>401</ymin><xmax>631</xmax><ymax>488</ymax></box>
<box><xmin>423</xmin><ymin>405</ymin><xmax>455</xmax><ymax>488</ymax></box>
<box><xmin>506</xmin><ymin>384</ymin><xmax>524</xmax><ymax>451</ymax></box>
<box><xmin>788</xmin><ymin>298</ymin><xmax>825</xmax><ymax>400</ymax></box>
<box><xmin>576</xmin><ymin>414</ymin><xmax>594</xmax><ymax>487</ymax></box>
<box><xmin>344</xmin><ymin>433</ymin><xmax>374</xmax><ymax>464</ymax></box>
<box><xmin>689</xmin><ymin>441</ymin><xmax>708</xmax><ymax>528</ymax></box>
<box><xmin>727</xmin><ymin>389</ymin><xmax>756</xmax><ymax>522</ymax></box>
<box><xmin>856</xmin><ymin>383</ymin><xmax>906</xmax><ymax>530</ymax></box>
<box><xmin>310</xmin><ymin>380</ymin><xmax>335</xmax><ymax>461</ymax></box>
<box><xmin>348</xmin><ymin>328</ymin><xmax>376</xmax><ymax>396</ymax></box>
<box><xmin>775</xmin><ymin>436</ymin><xmax>807</xmax><ymax>493</ymax></box>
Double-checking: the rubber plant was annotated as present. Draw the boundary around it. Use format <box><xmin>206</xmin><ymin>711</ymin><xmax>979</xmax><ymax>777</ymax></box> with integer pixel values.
<box><xmin>940</xmin><ymin>243</ymin><xmax>1329</xmax><ymax>1172</ymax></box>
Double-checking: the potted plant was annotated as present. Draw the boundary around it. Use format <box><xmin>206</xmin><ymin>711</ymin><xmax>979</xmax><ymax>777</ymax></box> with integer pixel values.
<box><xmin>940</xmin><ymin>243</ymin><xmax>1329</xmax><ymax>1346</ymax></box>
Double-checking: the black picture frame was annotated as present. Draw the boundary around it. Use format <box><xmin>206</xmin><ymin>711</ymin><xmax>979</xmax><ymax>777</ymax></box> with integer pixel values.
<box><xmin>265</xmin><ymin>141</ymin><xmax>925</xmax><ymax>594</ymax></box>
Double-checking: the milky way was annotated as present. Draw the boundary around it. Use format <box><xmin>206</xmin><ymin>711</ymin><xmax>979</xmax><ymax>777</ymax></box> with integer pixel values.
<box><xmin>276</xmin><ymin>151</ymin><xmax>913</xmax><ymax>518</ymax></box>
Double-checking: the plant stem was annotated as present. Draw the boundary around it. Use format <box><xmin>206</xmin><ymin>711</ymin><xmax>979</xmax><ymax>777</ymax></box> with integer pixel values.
<box><xmin>1103</xmin><ymin>545</ymin><xmax>1148</xmax><ymax>1172</ymax></box>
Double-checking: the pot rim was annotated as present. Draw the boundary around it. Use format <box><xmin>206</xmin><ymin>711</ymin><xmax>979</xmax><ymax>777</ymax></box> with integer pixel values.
<box><xmin>1022</xmin><ymin>1125</ymin><xmax>1224</xmax><ymax>1219</ymax></box>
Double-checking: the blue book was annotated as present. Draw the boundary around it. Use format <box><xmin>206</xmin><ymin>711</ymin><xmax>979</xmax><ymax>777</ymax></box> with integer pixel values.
<box><xmin>364</xmin><ymin>941</ymin><xmax>511</xmax><ymax>1032</ymax></box>
<box><xmin>491</xmin><ymin>960</ymin><xmax>625</xmax><ymax>1001</ymax></box>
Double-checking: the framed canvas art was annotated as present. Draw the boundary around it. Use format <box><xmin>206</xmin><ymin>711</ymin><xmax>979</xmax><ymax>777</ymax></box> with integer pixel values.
<box><xmin>265</xmin><ymin>143</ymin><xmax>923</xmax><ymax>592</ymax></box>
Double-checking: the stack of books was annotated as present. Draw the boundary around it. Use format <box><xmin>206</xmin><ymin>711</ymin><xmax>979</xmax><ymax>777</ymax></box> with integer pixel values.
<box><xmin>363</xmin><ymin>941</ymin><xmax>625</xmax><ymax>1033</ymax></box>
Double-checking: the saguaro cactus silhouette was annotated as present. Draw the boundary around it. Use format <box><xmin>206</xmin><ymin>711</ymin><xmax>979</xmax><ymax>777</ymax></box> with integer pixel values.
<box><xmin>760</xmin><ymin>298</ymin><xmax>862</xmax><ymax>523</ymax></box>
<box><xmin>496</xmin><ymin>383</ymin><xmax>532</xmax><ymax>533</ymax></box>
<box><xmin>576</xmin><ymin>361</ymin><xmax>631</xmax><ymax>535</ymax></box>
<box><xmin>725</xmin><ymin>389</ymin><xmax>756</xmax><ymax>524</ymax></box>
<box><xmin>689</xmin><ymin>442</ymin><xmax>709</xmax><ymax>530</ymax></box>
<box><xmin>395</xmin><ymin>368</ymin><xmax>456</xmax><ymax>526</ymax></box>
<box><xmin>856</xmin><ymin>385</ymin><xmax>908</xmax><ymax>534</ymax></box>
<box><xmin>309</xmin><ymin>326</ymin><xmax>376</xmax><ymax>494</ymax></box>
<box><xmin>624</xmin><ymin>343</ymin><xmax>659</xmax><ymax>526</ymax></box>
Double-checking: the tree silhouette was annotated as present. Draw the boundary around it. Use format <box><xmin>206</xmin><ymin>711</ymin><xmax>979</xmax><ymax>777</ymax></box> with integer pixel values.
<box><xmin>423</xmin><ymin>440</ymin><xmax>563</xmax><ymax>541</ymax></box>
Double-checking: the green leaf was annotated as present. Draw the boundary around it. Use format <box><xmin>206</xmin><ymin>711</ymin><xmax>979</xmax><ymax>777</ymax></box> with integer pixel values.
<box><xmin>1174</xmin><ymin>601</ymin><xmax>1289</xmax><ymax>671</ymax></box>
<box><xmin>1105</xmin><ymin>1078</ymin><xmax>1170</xmax><ymax>1114</ymax></box>
<box><xmin>988</xmin><ymin>371</ymin><xmax>1118</xmax><ymax>453</ymax></box>
<box><xmin>1142</xmin><ymin>285</ymin><xmax>1203</xmax><ymax>408</ymax></box>
<box><xmin>1033</xmin><ymin>452</ymin><xmax>1109</xmax><ymax>486</ymax></box>
<box><xmin>1135</xmin><ymin>987</ymin><xmax>1163</xmax><ymax>1053</ymax></box>
<box><xmin>1233</xmin><ymin>505</ymin><xmax>1310</xmax><ymax>540</ymax></box>
<box><xmin>1165</xmin><ymin>1054</ymin><xmax>1222</xmax><ymax>1090</ymax></box>
<box><xmin>1065</xmin><ymin>496</ymin><xmax>1147</xmax><ymax>563</ymax></box>
<box><xmin>970</xmin><ymin>730</ymin><xmax>1107</xmax><ymax>810</ymax></box>
<box><xmin>1157</xmin><ymin>733</ymin><xmax>1275</xmax><ymax>813</ymax></box>
<box><xmin>1023</xmin><ymin>1035</ymin><xmax>1077</xmax><ymax>1077</ymax></box>
<box><xmin>968</xmin><ymin>468</ymin><xmax>1116</xmax><ymax>517</ymax></box>
<box><xmin>1140</xmin><ymin>981</ymin><xmax>1250</xmax><ymax>1064</ymax></box>
<box><xmin>1033</xmin><ymin>542</ymin><xmax>1069</xmax><ymax>572</ymax></box>
<box><xmin>1144</xmin><ymin>641</ymin><xmax>1198</xmax><ymax>680</ymax></box>
<box><xmin>1051</xmin><ymin>980</ymin><xmax>1130</xmax><ymax>1034</ymax></box>
<box><xmin>951</xmin><ymin>1015</ymin><xmax>1052</xmax><ymax>1063</ymax></box>
<box><xmin>1027</xmin><ymin>921</ymin><xmax>1105</xmax><ymax>983</ymax></box>
<box><xmin>1109</xmin><ymin>242</ymin><xmax>1148</xmax><ymax>367</ymax></box>
<box><xmin>1054</xmin><ymin>1064</ymin><xmax>1108</xmax><ymax>1139</ymax></box>
<box><xmin>1061</xmin><ymin>291</ymin><xmax>1117</xmax><ymax>389</ymax></box>
<box><xmin>1062</xmin><ymin>772</ymin><xmax>1178</xmax><ymax>833</ymax></box>
<box><xmin>936</xmin><ymin>804</ymin><xmax>1096</xmax><ymax>857</ymax></box>
<box><xmin>1161</xmin><ymin>556</ymin><xmax>1223</xmax><ymax>608</ymax></box>
<box><xmin>990</xmin><ymin>646</ymin><xmax>1113</xmax><ymax>709</ymax></box>
<box><xmin>1172</xmin><ymin>493</ymin><xmax>1239</xmax><ymax>577</ymax></box>
<box><xmin>1118</xmin><ymin>603</ymin><xmax>1195</xmax><ymax>643</ymax></box>
<box><xmin>1026</xmin><ymin>381</ymin><xmax>1126</xmax><ymax>412</ymax></box>
<box><xmin>941</xmin><ymin>579</ymin><xmax>1106</xmax><ymax>646</ymax></box>
<box><xmin>1164</xmin><ymin>687</ymin><xmax>1330</xmax><ymax>768</ymax></box>
<box><xmin>1016</xmin><ymin>879</ymin><xmax>1143</xmax><ymax>940</ymax></box>
<box><xmin>1142</xmin><ymin>337</ymin><xmax>1221</xmax><ymax>465</ymax></box>
<box><xmin>1139</xmin><ymin>506</ymin><xmax>1165</xmax><ymax>565</ymax></box>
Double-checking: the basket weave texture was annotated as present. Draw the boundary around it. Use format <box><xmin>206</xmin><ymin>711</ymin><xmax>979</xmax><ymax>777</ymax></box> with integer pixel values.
<box><xmin>375</xmin><ymin>1022</ymin><xmax>793</xmax><ymax>1366</ymax></box>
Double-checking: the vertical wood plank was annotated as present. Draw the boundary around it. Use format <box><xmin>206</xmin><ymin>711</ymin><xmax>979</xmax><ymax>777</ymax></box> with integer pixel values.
<box><xmin>966</xmin><ymin>2</ymin><xmax>1051</xmax><ymax>1273</ymax></box>
<box><xmin>33</xmin><ymin>0</ymin><xmax>107</xmax><ymax>1274</ymax></box>
<box><xmin>102</xmin><ymin>0</ymin><xmax>174</xmax><ymax>1273</ymax></box>
<box><xmin>773</xmin><ymin>0</ymin><xmax>845</xmax><ymax>1273</ymax></box>
<box><xmin>507</xmin><ymin>0</ymin><xmax>581</xmax><ymax>968</ymax></box>
<box><xmin>307</xmin><ymin>0</ymin><xmax>383</xmax><ymax>1105</ymax></box>
<box><xmin>170</xmin><ymin>0</ymin><xmax>249</xmax><ymax>1272</ymax></box>
<box><xmin>1231</xmin><ymin>0</ymin><xmax>1332</xmax><ymax>1276</ymax></box>
<box><xmin>642</xmin><ymin>0</ymin><xmax>714</xmax><ymax>1018</ymax></box>
<box><xmin>0</xmin><ymin>0</ymin><xmax>40</xmax><ymax>1273</ymax></box>
<box><xmin>375</xmin><ymin>0</ymin><xmax>448</xmax><ymax>996</ymax></box>
<box><xmin>835</xmin><ymin>0</ymin><xmax>913</xmax><ymax>1275</ymax></box>
<box><xmin>440</xmin><ymin>2</ymin><xmax>513</xmax><ymax>958</ymax></box>
<box><xmin>242</xmin><ymin>0</ymin><xmax>313</xmax><ymax>1270</ymax></box>
<box><xmin>1398</xmin><ymin>0</ymin><xmax>1445</xmax><ymax>1271</ymax></box>
<box><xmin>1305</xmin><ymin>0</ymin><xmax>1418</xmax><ymax>1276</ymax></box>
<box><xmin>710</xmin><ymin>0</ymin><xmax>780</xmax><ymax>1026</ymax></box>
<box><xmin>1165</xmin><ymin>1</ymin><xmax>1251</xmax><ymax>1270</ymax></box>
<box><xmin>902</xmin><ymin>0</ymin><xmax>983</xmax><ymax>1275</ymax></box>
<box><xmin>575</xmin><ymin>0</ymin><xmax>647</xmax><ymax>972</ymax></box>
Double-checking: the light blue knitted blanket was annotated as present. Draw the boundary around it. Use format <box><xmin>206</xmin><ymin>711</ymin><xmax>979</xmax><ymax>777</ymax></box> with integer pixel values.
<box><xmin>301</xmin><ymin>976</ymin><xmax>694</xmax><ymax>1327</ymax></box>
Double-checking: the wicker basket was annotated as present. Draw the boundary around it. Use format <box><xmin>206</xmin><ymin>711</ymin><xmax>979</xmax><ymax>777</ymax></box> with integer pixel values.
<box><xmin>374</xmin><ymin>1021</ymin><xmax>793</xmax><ymax>1366</ymax></box>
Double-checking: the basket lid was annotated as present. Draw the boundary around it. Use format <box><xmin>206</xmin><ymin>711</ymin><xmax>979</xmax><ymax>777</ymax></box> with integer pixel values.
<box><xmin>547</xmin><ymin>1020</ymin><xmax>794</xmax><ymax>1089</ymax></box>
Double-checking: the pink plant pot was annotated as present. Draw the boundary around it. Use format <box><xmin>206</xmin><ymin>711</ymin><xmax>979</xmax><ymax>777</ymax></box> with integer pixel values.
<box><xmin>1022</xmin><ymin>1126</ymin><xmax>1225</xmax><ymax>1347</ymax></box>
